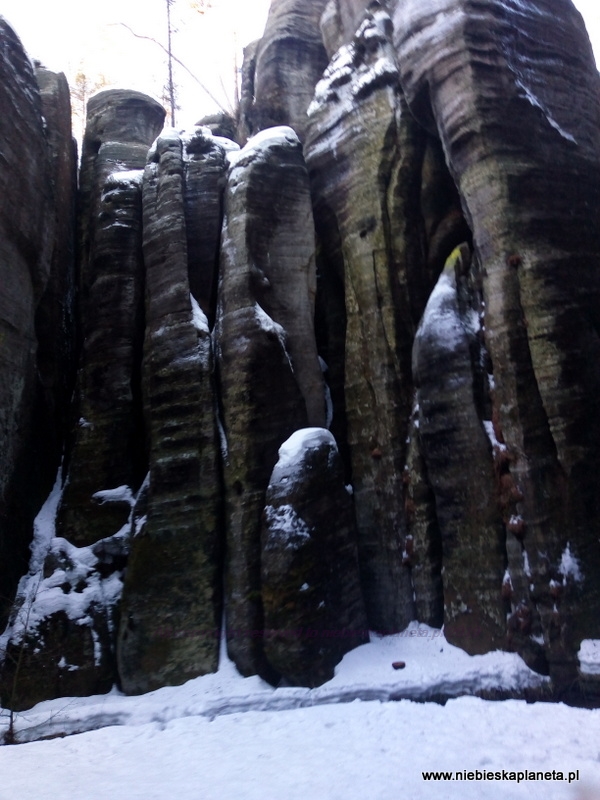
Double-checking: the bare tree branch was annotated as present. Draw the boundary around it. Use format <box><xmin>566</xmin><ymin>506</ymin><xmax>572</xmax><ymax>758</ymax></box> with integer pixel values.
<box><xmin>114</xmin><ymin>22</ymin><xmax>234</xmax><ymax>117</ymax></box>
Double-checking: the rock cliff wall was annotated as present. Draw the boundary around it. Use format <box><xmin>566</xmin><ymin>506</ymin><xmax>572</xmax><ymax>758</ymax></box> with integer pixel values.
<box><xmin>0</xmin><ymin>20</ymin><xmax>75</xmax><ymax>629</ymax></box>
<box><xmin>2</xmin><ymin>0</ymin><xmax>600</xmax><ymax>707</ymax></box>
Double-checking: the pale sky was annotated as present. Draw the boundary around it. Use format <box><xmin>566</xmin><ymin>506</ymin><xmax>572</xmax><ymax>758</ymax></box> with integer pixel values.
<box><xmin>1</xmin><ymin>0</ymin><xmax>599</xmax><ymax>131</ymax></box>
<box><xmin>1</xmin><ymin>0</ymin><xmax>272</xmax><ymax>128</ymax></box>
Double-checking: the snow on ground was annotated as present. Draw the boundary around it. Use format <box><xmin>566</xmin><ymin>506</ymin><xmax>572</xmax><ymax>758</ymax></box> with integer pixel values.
<box><xmin>1</xmin><ymin>625</ymin><xmax>600</xmax><ymax>799</ymax></box>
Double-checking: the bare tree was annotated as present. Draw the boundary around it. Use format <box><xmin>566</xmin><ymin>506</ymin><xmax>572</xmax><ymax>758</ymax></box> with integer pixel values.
<box><xmin>116</xmin><ymin>0</ymin><xmax>233</xmax><ymax>127</ymax></box>
<box><xmin>70</xmin><ymin>69</ymin><xmax>109</xmax><ymax>141</ymax></box>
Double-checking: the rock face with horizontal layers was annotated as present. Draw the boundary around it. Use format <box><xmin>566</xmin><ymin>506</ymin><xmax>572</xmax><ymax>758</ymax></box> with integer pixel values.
<box><xmin>3</xmin><ymin>0</ymin><xmax>600</xmax><ymax>708</ymax></box>
<box><xmin>240</xmin><ymin>0</ymin><xmax>329</xmax><ymax>141</ymax></box>
<box><xmin>0</xmin><ymin>20</ymin><xmax>57</xmax><ymax>624</ymax></box>
<box><xmin>183</xmin><ymin>127</ymin><xmax>234</xmax><ymax>323</ymax></box>
<box><xmin>412</xmin><ymin>245</ymin><xmax>506</xmax><ymax>654</ymax></box>
<box><xmin>261</xmin><ymin>428</ymin><xmax>368</xmax><ymax>686</ymax></box>
<box><xmin>305</xmin><ymin>7</ymin><xmax>421</xmax><ymax>633</ymax></box>
<box><xmin>117</xmin><ymin>129</ymin><xmax>226</xmax><ymax>694</ymax></box>
<box><xmin>77</xmin><ymin>90</ymin><xmax>166</xmax><ymax>311</ymax></box>
<box><xmin>395</xmin><ymin>0</ymin><xmax>600</xmax><ymax>688</ymax></box>
<box><xmin>57</xmin><ymin>91</ymin><xmax>165</xmax><ymax>548</ymax></box>
<box><xmin>217</xmin><ymin>126</ymin><xmax>325</xmax><ymax>679</ymax></box>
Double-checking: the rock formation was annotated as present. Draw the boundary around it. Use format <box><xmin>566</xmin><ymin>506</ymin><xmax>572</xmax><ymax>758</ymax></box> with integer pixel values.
<box><xmin>261</xmin><ymin>428</ymin><xmax>368</xmax><ymax>686</ymax></box>
<box><xmin>0</xmin><ymin>20</ymin><xmax>73</xmax><ymax>626</ymax></box>
<box><xmin>239</xmin><ymin>0</ymin><xmax>330</xmax><ymax>142</ymax></box>
<box><xmin>2</xmin><ymin>0</ymin><xmax>600</xmax><ymax>707</ymax></box>
<box><xmin>394</xmin><ymin>0</ymin><xmax>600</xmax><ymax>688</ymax></box>
<box><xmin>117</xmin><ymin>129</ymin><xmax>226</xmax><ymax>694</ymax></box>
<box><xmin>57</xmin><ymin>90</ymin><xmax>165</xmax><ymax>548</ymax></box>
<box><xmin>217</xmin><ymin>126</ymin><xmax>325</xmax><ymax>679</ymax></box>
<box><xmin>304</xmin><ymin>6</ymin><xmax>464</xmax><ymax>633</ymax></box>
<box><xmin>412</xmin><ymin>245</ymin><xmax>506</xmax><ymax>653</ymax></box>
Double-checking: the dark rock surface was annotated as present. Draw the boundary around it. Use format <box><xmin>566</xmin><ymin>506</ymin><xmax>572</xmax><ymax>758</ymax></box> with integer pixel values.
<box><xmin>240</xmin><ymin>0</ymin><xmax>330</xmax><ymax>141</ymax></box>
<box><xmin>261</xmin><ymin>428</ymin><xmax>368</xmax><ymax>686</ymax></box>
<box><xmin>77</xmin><ymin>90</ymin><xmax>165</xmax><ymax>315</ymax></box>
<box><xmin>57</xmin><ymin>92</ymin><xmax>163</xmax><ymax>549</ymax></box>
<box><xmin>2</xmin><ymin>0</ymin><xmax>600</xmax><ymax>705</ymax></box>
<box><xmin>56</xmin><ymin>170</ymin><xmax>146</xmax><ymax>548</ymax></box>
<box><xmin>0</xmin><ymin>20</ymin><xmax>56</xmax><ymax>622</ymax></box>
<box><xmin>183</xmin><ymin>127</ymin><xmax>232</xmax><ymax>323</ymax></box>
<box><xmin>34</xmin><ymin>68</ymin><xmax>78</xmax><ymax>491</ymax></box>
<box><xmin>412</xmin><ymin>245</ymin><xmax>506</xmax><ymax>653</ymax></box>
<box><xmin>216</xmin><ymin>126</ymin><xmax>324</xmax><ymax>678</ymax></box>
<box><xmin>395</xmin><ymin>0</ymin><xmax>600</xmax><ymax>686</ymax></box>
<box><xmin>117</xmin><ymin>129</ymin><xmax>224</xmax><ymax>694</ymax></box>
<box><xmin>305</xmin><ymin>8</ymin><xmax>418</xmax><ymax>633</ymax></box>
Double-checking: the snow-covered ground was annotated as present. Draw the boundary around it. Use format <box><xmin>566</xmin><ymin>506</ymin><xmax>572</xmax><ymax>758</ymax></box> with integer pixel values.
<box><xmin>1</xmin><ymin>625</ymin><xmax>599</xmax><ymax>800</ymax></box>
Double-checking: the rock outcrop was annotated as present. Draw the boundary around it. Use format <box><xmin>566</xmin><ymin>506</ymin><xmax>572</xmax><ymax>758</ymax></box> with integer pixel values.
<box><xmin>261</xmin><ymin>428</ymin><xmax>368</xmax><ymax>686</ymax></box>
<box><xmin>239</xmin><ymin>0</ymin><xmax>330</xmax><ymax>141</ymax></box>
<box><xmin>217</xmin><ymin>126</ymin><xmax>325</xmax><ymax>678</ymax></box>
<box><xmin>305</xmin><ymin>8</ymin><xmax>420</xmax><ymax>633</ymax></box>
<box><xmin>412</xmin><ymin>245</ymin><xmax>506</xmax><ymax>653</ymax></box>
<box><xmin>117</xmin><ymin>129</ymin><xmax>227</xmax><ymax>694</ymax></box>
<box><xmin>3</xmin><ymin>0</ymin><xmax>600</xmax><ymax>708</ymax></box>
<box><xmin>0</xmin><ymin>20</ymin><xmax>65</xmax><ymax>624</ymax></box>
<box><xmin>320</xmin><ymin>0</ymin><xmax>372</xmax><ymax>56</ymax></box>
<box><xmin>395</xmin><ymin>0</ymin><xmax>600</xmax><ymax>687</ymax></box>
<box><xmin>34</xmin><ymin>68</ymin><xmax>78</xmax><ymax>495</ymax></box>
<box><xmin>57</xmin><ymin>90</ymin><xmax>165</xmax><ymax>548</ymax></box>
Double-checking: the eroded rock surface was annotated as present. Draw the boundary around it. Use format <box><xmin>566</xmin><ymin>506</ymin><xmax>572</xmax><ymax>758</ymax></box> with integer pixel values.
<box><xmin>117</xmin><ymin>130</ymin><xmax>225</xmax><ymax>694</ymax></box>
<box><xmin>395</xmin><ymin>0</ymin><xmax>600</xmax><ymax>686</ymax></box>
<box><xmin>240</xmin><ymin>0</ymin><xmax>329</xmax><ymax>141</ymax></box>
<box><xmin>217</xmin><ymin>127</ymin><xmax>325</xmax><ymax>678</ymax></box>
<box><xmin>57</xmin><ymin>91</ymin><xmax>164</xmax><ymax>549</ymax></box>
<box><xmin>413</xmin><ymin>245</ymin><xmax>506</xmax><ymax>653</ymax></box>
<box><xmin>0</xmin><ymin>20</ymin><xmax>56</xmax><ymax>621</ymax></box>
<box><xmin>261</xmin><ymin>429</ymin><xmax>368</xmax><ymax>686</ymax></box>
<box><xmin>305</xmin><ymin>8</ymin><xmax>419</xmax><ymax>633</ymax></box>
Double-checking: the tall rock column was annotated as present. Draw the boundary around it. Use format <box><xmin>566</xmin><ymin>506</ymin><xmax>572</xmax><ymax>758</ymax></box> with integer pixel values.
<box><xmin>217</xmin><ymin>126</ymin><xmax>325</xmax><ymax>679</ymax></box>
<box><xmin>57</xmin><ymin>90</ymin><xmax>165</xmax><ymax>548</ymax></box>
<box><xmin>305</xmin><ymin>7</ymin><xmax>419</xmax><ymax>633</ymax></box>
<box><xmin>0</xmin><ymin>20</ymin><xmax>55</xmax><ymax>622</ymax></box>
<box><xmin>412</xmin><ymin>245</ymin><xmax>507</xmax><ymax>653</ymax></box>
<box><xmin>395</xmin><ymin>0</ymin><xmax>600</xmax><ymax>688</ymax></box>
<box><xmin>117</xmin><ymin>129</ymin><xmax>227</xmax><ymax>694</ymax></box>
<box><xmin>34</xmin><ymin>68</ymin><xmax>78</xmax><ymax>499</ymax></box>
<box><xmin>238</xmin><ymin>0</ymin><xmax>329</xmax><ymax>141</ymax></box>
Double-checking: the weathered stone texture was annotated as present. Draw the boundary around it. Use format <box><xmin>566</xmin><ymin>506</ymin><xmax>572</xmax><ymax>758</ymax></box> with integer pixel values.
<box><xmin>240</xmin><ymin>0</ymin><xmax>330</xmax><ymax>141</ymax></box>
<box><xmin>217</xmin><ymin>127</ymin><xmax>324</xmax><ymax>679</ymax></box>
<box><xmin>117</xmin><ymin>130</ymin><xmax>224</xmax><ymax>694</ymax></box>
<box><xmin>0</xmin><ymin>20</ymin><xmax>55</xmax><ymax>620</ymax></box>
<box><xmin>395</xmin><ymin>0</ymin><xmax>600</xmax><ymax>686</ymax></box>
<box><xmin>320</xmin><ymin>0</ymin><xmax>372</xmax><ymax>57</ymax></box>
<box><xmin>56</xmin><ymin>170</ymin><xmax>146</xmax><ymax>547</ymax></box>
<box><xmin>305</xmin><ymin>8</ymin><xmax>418</xmax><ymax>633</ymax></box>
<box><xmin>78</xmin><ymin>90</ymin><xmax>165</xmax><ymax>309</ymax></box>
<box><xmin>413</xmin><ymin>245</ymin><xmax>506</xmax><ymax>653</ymax></box>
<box><xmin>34</xmin><ymin>68</ymin><xmax>78</xmax><ymax>485</ymax></box>
<box><xmin>261</xmin><ymin>428</ymin><xmax>368</xmax><ymax>686</ymax></box>
<box><xmin>58</xmin><ymin>90</ymin><xmax>164</xmax><ymax>549</ymax></box>
<box><xmin>184</xmin><ymin>127</ymin><xmax>232</xmax><ymax>323</ymax></box>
